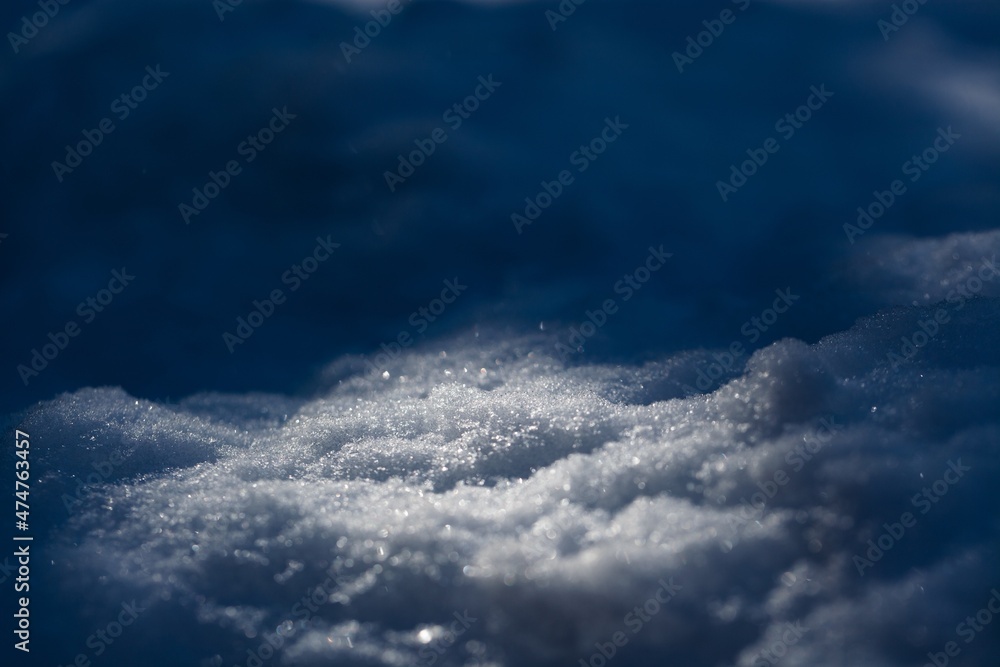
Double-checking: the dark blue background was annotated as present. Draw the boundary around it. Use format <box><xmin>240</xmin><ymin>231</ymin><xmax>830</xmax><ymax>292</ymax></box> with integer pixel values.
<box><xmin>1</xmin><ymin>0</ymin><xmax>997</xmax><ymax>411</ymax></box>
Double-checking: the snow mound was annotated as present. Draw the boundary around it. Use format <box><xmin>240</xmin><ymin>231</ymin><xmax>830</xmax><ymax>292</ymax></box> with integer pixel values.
<box><xmin>16</xmin><ymin>302</ymin><xmax>1000</xmax><ymax>667</ymax></box>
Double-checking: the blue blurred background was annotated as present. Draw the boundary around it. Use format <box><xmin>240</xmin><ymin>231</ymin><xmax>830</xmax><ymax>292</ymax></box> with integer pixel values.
<box><xmin>1</xmin><ymin>0</ymin><xmax>998</xmax><ymax>411</ymax></box>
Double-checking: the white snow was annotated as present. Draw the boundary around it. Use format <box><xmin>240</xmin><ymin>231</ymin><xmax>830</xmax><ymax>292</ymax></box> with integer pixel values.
<box><xmin>19</xmin><ymin>292</ymin><xmax>1000</xmax><ymax>666</ymax></box>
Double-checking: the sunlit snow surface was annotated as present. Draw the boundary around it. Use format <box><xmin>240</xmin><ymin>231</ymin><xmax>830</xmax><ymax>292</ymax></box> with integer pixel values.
<box><xmin>16</xmin><ymin>293</ymin><xmax>1000</xmax><ymax>666</ymax></box>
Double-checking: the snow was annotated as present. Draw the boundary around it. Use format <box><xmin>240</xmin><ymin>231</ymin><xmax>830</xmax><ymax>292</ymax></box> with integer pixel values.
<box><xmin>14</xmin><ymin>293</ymin><xmax>1000</xmax><ymax>665</ymax></box>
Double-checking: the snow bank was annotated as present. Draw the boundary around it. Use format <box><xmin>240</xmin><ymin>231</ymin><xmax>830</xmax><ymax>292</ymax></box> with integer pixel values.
<box><xmin>14</xmin><ymin>296</ymin><xmax>1000</xmax><ymax>666</ymax></box>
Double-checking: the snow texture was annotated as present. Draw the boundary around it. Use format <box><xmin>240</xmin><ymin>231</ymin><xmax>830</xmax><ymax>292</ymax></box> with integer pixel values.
<box><xmin>14</xmin><ymin>290</ymin><xmax>1000</xmax><ymax>666</ymax></box>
